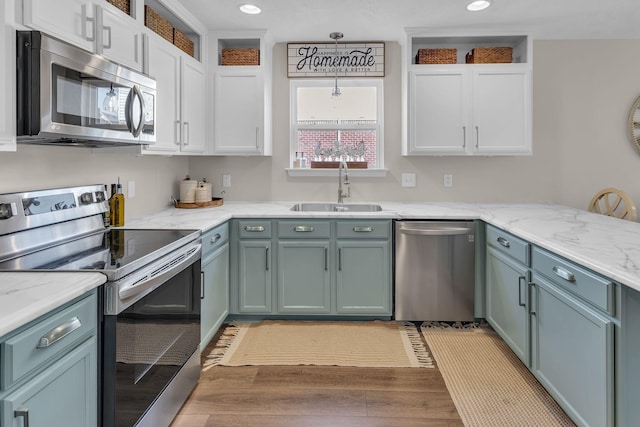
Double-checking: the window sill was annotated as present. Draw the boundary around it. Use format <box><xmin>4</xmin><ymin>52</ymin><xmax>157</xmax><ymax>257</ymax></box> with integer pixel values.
<box><xmin>286</xmin><ymin>168</ymin><xmax>389</xmax><ymax>177</ymax></box>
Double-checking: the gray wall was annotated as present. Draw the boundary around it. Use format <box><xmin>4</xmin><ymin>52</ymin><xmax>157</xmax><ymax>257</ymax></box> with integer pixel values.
<box><xmin>189</xmin><ymin>39</ymin><xmax>640</xmax><ymax>211</ymax></box>
<box><xmin>1</xmin><ymin>39</ymin><xmax>639</xmax><ymax>221</ymax></box>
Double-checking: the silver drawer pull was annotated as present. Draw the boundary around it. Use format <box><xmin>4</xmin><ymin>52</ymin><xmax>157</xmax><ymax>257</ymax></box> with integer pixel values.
<box><xmin>210</xmin><ymin>233</ymin><xmax>222</xmax><ymax>244</ymax></box>
<box><xmin>353</xmin><ymin>226</ymin><xmax>373</xmax><ymax>232</ymax></box>
<box><xmin>245</xmin><ymin>226</ymin><xmax>265</xmax><ymax>232</ymax></box>
<box><xmin>552</xmin><ymin>266</ymin><xmax>576</xmax><ymax>282</ymax></box>
<box><xmin>14</xmin><ymin>408</ymin><xmax>30</xmax><ymax>427</ymax></box>
<box><xmin>37</xmin><ymin>317</ymin><xmax>82</xmax><ymax>349</ymax></box>
<box><xmin>497</xmin><ymin>237</ymin><xmax>511</xmax><ymax>248</ymax></box>
<box><xmin>294</xmin><ymin>226</ymin><xmax>314</xmax><ymax>232</ymax></box>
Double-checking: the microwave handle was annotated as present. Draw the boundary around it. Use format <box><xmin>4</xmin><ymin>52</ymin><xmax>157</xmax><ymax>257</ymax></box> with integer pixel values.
<box><xmin>125</xmin><ymin>85</ymin><xmax>145</xmax><ymax>138</ymax></box>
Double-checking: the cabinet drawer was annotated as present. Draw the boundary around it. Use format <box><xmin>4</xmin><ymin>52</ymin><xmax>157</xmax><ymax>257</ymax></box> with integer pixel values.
<box><xmin>238</xmin><ymin>220</ymin><xmax>272</xmax><ymax>238</ymax></box>
<box><xmin>336</xmin><ymin>221</ymin><xmax>391</xmax><ymax>239</ymax></box>
<box><xmin>1</xmin><ymin>292</ymin><xmax>97</xmax><ymax>390</ymax></box>
<box><xmin>486</xmin><ymin>224</ymin><xmax>530</xmax><ymax>266</ymax></box>
<box><xmin>532</xmin><ymin>247</ymin><xmax>615</xmax><ymax>315</ymax></box>
<box><xmin>277</xmin><ymin>221</ymin><xmax>331</xmax><ymax>238</ymax></box>
<box><xmin>202</xmin><ymin>222</ymin><xmax>229</xmax><ymax>257</ymax></box>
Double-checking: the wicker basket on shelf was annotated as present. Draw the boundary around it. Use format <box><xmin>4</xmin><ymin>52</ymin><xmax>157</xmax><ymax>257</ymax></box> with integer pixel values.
<box><xmin>221</xmin><ymin>48</ymin><xmax>260</xmax><ymax>66</ymax></box>
<box><xmin>106</xmin><ymin>0</ymin><xmax>130</xmax><ymax>14</ymax></box>
<box><xmin>465</xmin><ymin>47</ymin><xmax>513</xmax><ymax>63</ymax></box>
<box><xmin>144</xmin><ymin>5</ymin><xmax>173</xmax><ymax>43</ymax></box>
<box><xmin>173</xmin><ymin>29</ymin><xmax>194</xmax><ymax>57</ymax></box>
<box><xmin>415</xmin><ymin>48</ymin><xmax>457</xmax><ymax>64</ymax></box>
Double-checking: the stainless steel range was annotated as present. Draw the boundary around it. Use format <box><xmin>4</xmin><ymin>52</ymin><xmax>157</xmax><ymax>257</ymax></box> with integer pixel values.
<box><xmin>0</xmin><ymin>185</ymin><xmax>202</xmax><ymax>427</ymax></box>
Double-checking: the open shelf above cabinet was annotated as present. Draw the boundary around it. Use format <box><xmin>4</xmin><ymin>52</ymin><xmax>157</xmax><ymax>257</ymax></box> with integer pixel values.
<box><xmin>144</xmin><ymin>0</ymin><xmax>201</xmax><ymax>60</ymax></box>
<box><xmin>408</xmin><ymin>34</ymin><xmax>530</xmax><ymax>65</ymax></box>
<box><xmin>217</xmin><ymin>38</ymin><xmax>261</xmax><ymax>66</ymax></box>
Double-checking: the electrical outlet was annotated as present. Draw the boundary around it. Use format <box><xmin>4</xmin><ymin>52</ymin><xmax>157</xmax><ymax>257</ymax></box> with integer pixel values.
<box><xmin>443</xmin><ymin>174</ymin><xmax>453</xmax><ymax>188</ymax></box>
<box><xmin>127</xmin><ymin>181</ymin><xmax>135</xmax><ymax>198</ymax></box>
<box><xmin>401</xmin><ymin>173</ymin><xmax>416</xmax><ymax>188</ymax></box>
<box><xmin>222</xmin><ymin>174</ymin><xmax>231</xmax><ymax>188</ymax></box>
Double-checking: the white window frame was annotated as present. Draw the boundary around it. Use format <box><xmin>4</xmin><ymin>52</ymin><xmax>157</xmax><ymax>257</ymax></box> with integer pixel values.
<box><xmin>287</xmin><ymin>78</ymin><xmax>386</xmax><ymax>177</ymax></box>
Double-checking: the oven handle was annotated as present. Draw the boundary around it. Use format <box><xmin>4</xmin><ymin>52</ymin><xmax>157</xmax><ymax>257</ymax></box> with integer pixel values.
<box><xmin>117</xmin><ymin>242</ymin><xmax>201</xmax><ymax>300</ymax></box>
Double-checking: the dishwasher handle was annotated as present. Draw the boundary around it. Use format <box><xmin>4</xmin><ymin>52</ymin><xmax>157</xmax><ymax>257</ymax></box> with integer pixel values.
<box><xmin>399</xmin><ymin>227</ymin><xmax>473</xmax><ymax>236</ymax></box>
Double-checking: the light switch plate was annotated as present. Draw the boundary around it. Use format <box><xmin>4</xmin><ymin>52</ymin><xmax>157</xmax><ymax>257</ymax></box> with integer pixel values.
<box><xmin>222</xmin><ymin>174</ymin><xmax>231</xmax><ymax>188</ymax></box>
<box><xmin>443</xmin><ymin>174</ymin><xmax>453</xmax><ymax>188</ymax></box>
<box><xmin>127</xmin><ymin>181</ymin><xmax>135</xmax><ymax>198</ymax></box>
<box><xmin>401</xmin><ymin>173</ymin><xmax>416</xmax><ymax>188</ymax></box>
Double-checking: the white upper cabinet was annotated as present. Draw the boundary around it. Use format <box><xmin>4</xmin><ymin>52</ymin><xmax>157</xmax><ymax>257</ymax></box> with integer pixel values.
<box><xmin>23</xmin><ymin>0</ymin><xmax>142</xmax><ymax>72</ymax></box>
<box><xmin>404</xmin><ymin>30</ymin><xmax>532</xmax><ymax>156</ymax></box>
<box><xmin>180</xmin><ymin>55</ymin><xmax>206</xmax><ymax>153</ymax></box>
<box><xmin>210</xmin><ymin>31</ymin><xmax>272</xmax><ymax>156</ymax></box>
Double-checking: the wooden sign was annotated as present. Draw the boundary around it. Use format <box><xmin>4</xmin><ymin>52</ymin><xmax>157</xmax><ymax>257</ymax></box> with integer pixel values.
<box><xmin>287</xmin><ymin>42</ymin><xmax>385</xmax><ymax>78</ymax></box>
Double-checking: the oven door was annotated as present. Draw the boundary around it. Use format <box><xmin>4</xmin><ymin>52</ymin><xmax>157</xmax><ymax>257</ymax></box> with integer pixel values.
<box><xmin>101</xmin><ymin>258</ymin><xmax>201</xmax><ymax>427</ymax></box>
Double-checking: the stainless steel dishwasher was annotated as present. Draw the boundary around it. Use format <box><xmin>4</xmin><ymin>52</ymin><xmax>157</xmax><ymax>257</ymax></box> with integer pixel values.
<box><xmin>395</xmin><ymin>220</ymin><xmax>476</xmax><ymax>321</ymax></box>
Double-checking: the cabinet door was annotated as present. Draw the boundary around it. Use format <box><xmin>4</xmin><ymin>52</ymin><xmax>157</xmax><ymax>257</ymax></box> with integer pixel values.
<box><xmin>97</xmin><ymin>5</ymin><xmax>141</xmax><ymax>72</ymax></box>
<box><xmin>0</xmin><ymin>2</ymin><xmax>16</xmax><ymax>151</ymax></box>
<box><xmin>531</xmin><ymin>275</ymin><xmax>614</xmax><ymax>427</ymax></box>
<box><xmin>486</xmin><ymin>247</ymin><xmax>529</xmax><ymax>365</ymax></box>
<box><xmin>238</xmin><ymin>241</ymin><xmax>272</xmax><ymax>313</ymax></box>
<box><xmin>472</xmin><ymin>68</ymin><xmax>531</xmax><ymax>154</ymax></box>
<box><xmin>336</xmin><ymin>241</ymin><xmax>391</xmax><ymax>314</ymax></box>
<box><xmin>408</xmin><ymin>70</ymin><xmax>468</xmax><ymax>155</ymax></box>
<box><xmin>144</xmin><ymin>34</ymin><xmax>180</xmax><ymax>153</ymax></box>
<box><xmin>277</xmin><ymin>241</ymin><xmax>331</xmax><ymax>314</ymax></box>
<box><xmin>180</xmin><ymin>56</ymin><xmax>207</xmax><ymax>153</ymax></box>
<box><xmin>1</xmin><ymin>338</ymin><xmax>97</xmax><ymax>427</ymax></box>
<box><xmin>201</xmin><ymin>243</ymin><xmax>229</xmax><ymax>350</ymax></box>
<box><xmin>213</xmin><ymin>71</ymin><xmax>264</xmax><ymax>154</ymax></box>
<box><xmin>23</xmin><ymin>0</ymin><xmax>94</xmax><ymax>52</ymax></box>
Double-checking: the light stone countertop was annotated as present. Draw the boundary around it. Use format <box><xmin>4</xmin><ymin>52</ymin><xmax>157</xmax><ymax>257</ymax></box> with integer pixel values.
<box><xmin>4</xmin><ymin>200</ymin><xmax>640</xmax><ymax>337</ymax></box>
<box><xmin>0</xmin><ymin>272</ymin><xmax>106</xmax><ymax>337</ymax></box>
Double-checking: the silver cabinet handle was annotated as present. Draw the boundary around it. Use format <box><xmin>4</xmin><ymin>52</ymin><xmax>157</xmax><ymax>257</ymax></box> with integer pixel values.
<box><xmin>245</xmin><ymin>225</ymin><xmax>265</xmax><ymax>232</ymax></box>
<box><xmin>324</xmin><ymin>248</ymin><xmax>328</xmax><ymax>271</ymax></box>
<box><xmin>497</xmin><ymin>237</ymin><xmax>510</xmax><ymax>248</ymax></box>
<box><xmin>37</xmin><ymin>317</ymin><xmax>82</xmax><ymax>348</ymax></box>
<box><xmin>265</xmin><ymin>247</ymin><xmax>270</xmax><ymax>271</ymax></box>
<box><xmin>175</xmin><ymin>120</ymin><xmax>181</xmax><ymax>145</ymax></box>
<box><xmin>294</xmin><ymin>226</ymin><xmax>314</xmax><ymax>232</ymax></box>
<box><xmin>338</xmin><ymin>248</ymin><xmax>342</xmax><ymax>271</ymax></box>
<box><xmin>529</xmin><ymin>283</ymin><xmax>537</xmax><ymax>315</ymax></box>
<box><xmin>210</xmin><ymin>233</ymin><xmax>222</xmax><ymax>244</ymax></box>
<box><xmin>552</xmin><ymin>266</ymin><xmax>576</xmax><ymax>282</ymax></box>
<box><xmin>255</xmin><ymin>126</ymin><xmax>259</xmax><ymax>149</ymax></box>
<box><xmin>462</xmin><ymin>125</ymin><xmax>466</xmax><ymax>148</ymax></box>
<box><xmin>353</xmin><ymin>226</ymin><xmax>373</xmax><ymax>232</ymax></box>
<box><xmin>518</xmin><ymin>276</ymin><xmax>526</xmax><ymax>307</ymax></box>
<box><xmin>475</xmin><ymin>125</ymin><xmax>479</xmax><ymax>148</ymax></box>
<box><xmin>83</xmin><ymin>5</ymin><xmax>95</xmax><ymax>42</ymax></box>
<box><xmin>183</xmin><ymin>122</ymin><xmax>190</xmax><ymax>145</ymax></box>
<box><xmin>14</xmin><ymin>408</ymin><xmax>30</xmax><ymax>427</ymax></box>
<box><xmin>103</xmin><ymin>25</ymin><xmax>112</xmax><ymax>49</ymax></box>
<box><xmin>200</xmin><ymin>271</ymin><xmax>205</xmax><ymax>299</ymax></box>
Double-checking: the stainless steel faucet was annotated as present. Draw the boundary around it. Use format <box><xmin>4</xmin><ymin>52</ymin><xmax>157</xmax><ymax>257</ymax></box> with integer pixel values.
<box><xmin>337</xmin><ymin>160</ymin><xmax>350</xmax><ymax>203</ymax></box>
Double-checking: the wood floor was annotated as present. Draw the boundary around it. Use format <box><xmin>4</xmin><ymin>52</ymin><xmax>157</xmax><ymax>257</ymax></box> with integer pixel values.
<box><xmin>170</xmin><ymin>330</ymin><xmax>464</xmax><ymax>427</ymax></box>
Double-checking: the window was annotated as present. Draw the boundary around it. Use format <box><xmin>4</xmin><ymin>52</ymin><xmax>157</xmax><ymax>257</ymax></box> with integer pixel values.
<box><xmin>290</xmin><ymin>79</ymin><xmax>384</xmax><ymax>169</ymax></box>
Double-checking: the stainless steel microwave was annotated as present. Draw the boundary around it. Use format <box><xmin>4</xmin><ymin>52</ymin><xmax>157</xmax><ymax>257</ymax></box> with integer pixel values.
<box><xmin>16</xmin><ymin>31</ymin><xmax>156</xmax><ymax>147</ymax></box>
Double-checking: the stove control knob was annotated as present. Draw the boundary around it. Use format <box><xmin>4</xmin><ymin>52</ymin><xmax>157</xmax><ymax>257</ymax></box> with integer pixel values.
<box><xmin>0</xmin><ymin>202</ymin><xmax>17</xmax><ymax>220</ymax></box>
<box><xmin>79</xmin><ymin>192</ymin><xmax>94</xmax><ymax>205</ymax></box>
<box><xmin>95</xmin><ymin>191</ymin><xmax>106</xmax><ymax>203</ymax></box>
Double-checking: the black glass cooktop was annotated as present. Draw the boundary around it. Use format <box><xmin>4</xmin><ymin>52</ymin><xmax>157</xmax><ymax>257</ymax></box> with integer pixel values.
<box><xmin>0</xmin><ymin>228</ymin><xmax>198</xmax><ymax>277</ymax></box>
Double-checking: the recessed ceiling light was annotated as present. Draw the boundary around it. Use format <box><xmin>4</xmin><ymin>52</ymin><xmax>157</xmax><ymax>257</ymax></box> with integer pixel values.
<box><xmin>239</xmin><ymin>4</ymin><xmax>261</xmax><ymax>14</ymax></box>
<box><xmin>466</xmin><ymin>0</ymin><xmax>491</xmax><ymax>11</ymax></box>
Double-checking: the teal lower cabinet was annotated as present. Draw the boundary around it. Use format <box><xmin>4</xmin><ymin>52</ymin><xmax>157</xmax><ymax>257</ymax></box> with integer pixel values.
<box><xmin>238</xmin><ymin>240</ymin><xmax>273</xmax><ymax>313</ymax></box>
<box><xmin>200</xmin><ymin>223</ymin><xmax>230</xmax><ymax>350</ymax></box>
<box><xmin>0</xmin><ymin>290</ymin><xmax>98</xmax><ymax>427</ymax></box>
<box><xmin>230</xmin><ymin>218</ymin><xmax>391</xmax><ymax>317</ymax></box>
<box><xmin>336</xmin><ymin>240</ymin><xmax>391</xmax><ymax>314</ymax></box>
<box><xmin>486</xmin><ymin>246</ymin><xmax>530</xmax><ymax>365</ymax></box>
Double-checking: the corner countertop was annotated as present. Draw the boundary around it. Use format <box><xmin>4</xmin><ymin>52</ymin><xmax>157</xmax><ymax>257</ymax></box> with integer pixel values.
<box><xmin>4</xmin><ymin>200</ymin><xmax>640</xmax><ymax>337</ymax></box>
<box><xmin>0</xmin><ymin>272</ymin><xmax>106</xmax><ymax>337</ymax></box>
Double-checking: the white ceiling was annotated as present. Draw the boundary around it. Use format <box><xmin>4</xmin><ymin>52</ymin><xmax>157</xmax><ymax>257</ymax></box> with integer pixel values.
<box><xmin>177</xmin><ymin>0</ymin><xmax>640</xmax><ymax>42</ymax></box>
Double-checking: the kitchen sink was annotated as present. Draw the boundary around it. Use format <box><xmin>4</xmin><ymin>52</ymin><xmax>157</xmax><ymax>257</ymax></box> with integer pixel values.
<box><xmin>290</xmin><ymin>203</ymin><xmax>383</xmax><ymax>212</ymax></box>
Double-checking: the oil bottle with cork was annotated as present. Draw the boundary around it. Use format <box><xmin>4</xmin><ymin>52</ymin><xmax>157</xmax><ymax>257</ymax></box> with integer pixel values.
<box><xmin>109</xmin><ymin>178</ymin><xmax>125</xmax><ymax>227</ymax></box>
